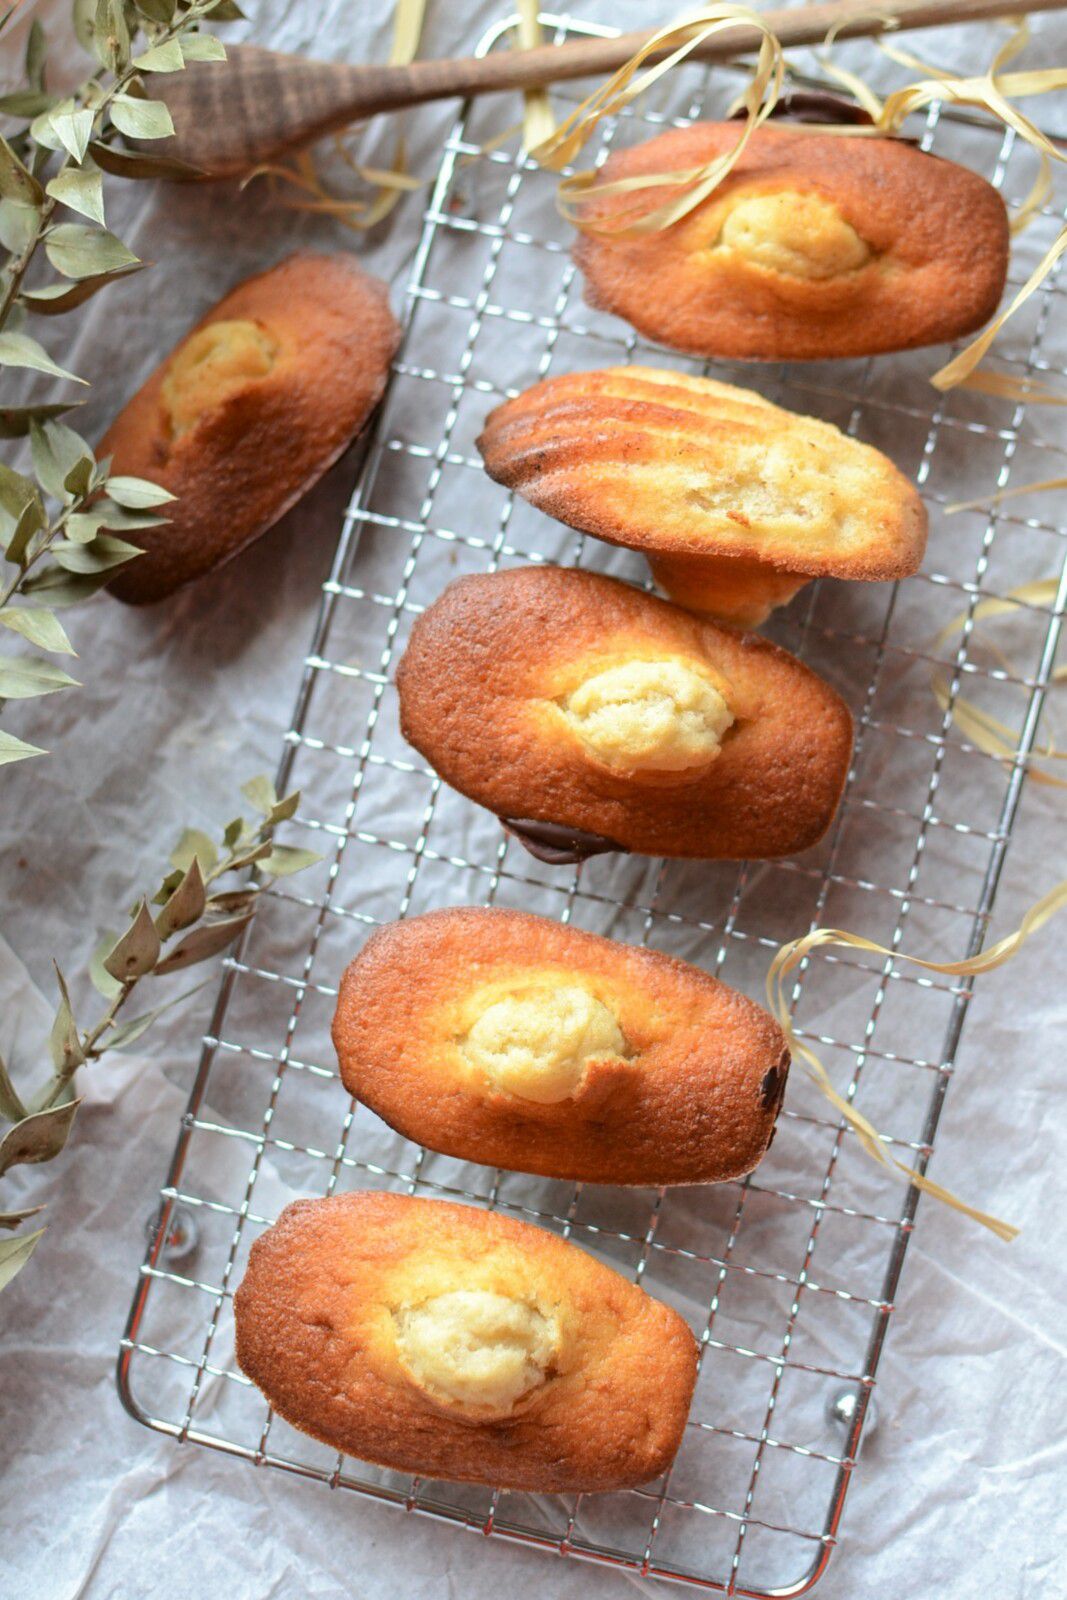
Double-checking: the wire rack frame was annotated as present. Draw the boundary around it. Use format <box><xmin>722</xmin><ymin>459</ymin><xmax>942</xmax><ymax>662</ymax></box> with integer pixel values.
<box><xmin>117</xmin><ymin>12</ymin><xmax>1067</xmax><ymax>1597</ymax></box>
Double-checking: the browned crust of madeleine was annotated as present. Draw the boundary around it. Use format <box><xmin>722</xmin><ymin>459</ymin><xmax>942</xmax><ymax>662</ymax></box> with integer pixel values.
<box><xmin>396</xmin><ymin>566</ymin><xmax>853</xmax><ymax>859</ymax></box>
<box><xmin>478</xmin><ymin>367</ymin><xmax>928</xmax><ymax>581</ymax></box>
<box><xmin>100</xmin><ymin>253</ymin><xmax>400</xmax><ymax>604</ymax></box>
<box><xmin>234</xmin><ymin>1191</ymin><xmax>698</xmax><ymax>1492</ymax></box>
<box><xmin>333</xmin><ymin>907</ymin><xmax>790</xmax><ymax>1186</ymax></box>
<box><xmin>574</xmin><ymin>123</ymin><xmax>1009</xmax><ymax>361</ymax></box>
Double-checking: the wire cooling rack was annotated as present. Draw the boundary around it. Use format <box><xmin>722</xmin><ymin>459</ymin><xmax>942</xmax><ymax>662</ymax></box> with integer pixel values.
<box><xmin>118</xmin><ymin>12</ymin><xmax>1067</xmax><ymax>1596</ymax></box>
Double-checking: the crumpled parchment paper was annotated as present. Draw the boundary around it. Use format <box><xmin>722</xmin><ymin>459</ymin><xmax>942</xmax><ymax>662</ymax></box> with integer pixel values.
<box><xmin>1</xmin><ymin>4</ymin><xmax>1065</xmax><ymax>1598</ymax></box>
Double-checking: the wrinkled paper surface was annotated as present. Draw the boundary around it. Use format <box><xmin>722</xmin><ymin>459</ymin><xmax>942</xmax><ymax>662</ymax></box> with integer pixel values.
<box><xmin>2</xmin><ymin>4</ymin><xmax>1065</xmax><ymax>1598</ymax></box>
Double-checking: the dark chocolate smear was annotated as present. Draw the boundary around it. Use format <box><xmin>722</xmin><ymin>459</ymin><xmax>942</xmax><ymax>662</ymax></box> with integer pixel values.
<box><xmin>729</xmin><ymin>90</ymin><xmax>875</xmax><ymax>128</ymax></box>
<box><xmin>729</xmin><ymin>91</ymin><xmax>920</xmax><ymax>146</ymax></box>
<box><xmin>501</xmin><ymin>817</ymin><xmax>629</xmax><ymax>866</ymax></box>
<box><xmin>761</xmin><ymin>1050</ymin><xmax>791</xmax><ymax>1113</ymax></box>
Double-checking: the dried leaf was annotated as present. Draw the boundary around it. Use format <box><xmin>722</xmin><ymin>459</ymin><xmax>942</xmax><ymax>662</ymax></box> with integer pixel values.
<box><xmin>89</xmin><ymin>930</ymin><xmax>123</xmax><ymax>999</ymax></box>
<box><xmin>0</xmin><ymin>198</ymin><xmax>39</xmax><ymax>255</ymax></box>
<box><xmin>180</xmin><ymin>34</ymin><xmax>226</xmax><ymax>64</ymax></box>
<box><xmin>0</xmin><ymin>331</ymin><xmax>86</xmax><ymax>385</ymax></box>
<box><xmin>153</xmin><ymin>912</ymin><xmax>254</xmax><ymax>975</ymax></box>
<box><xmin>0</xmin><ymin>729</ymin><xmax>47</xmax><ymax>765</ymax></box>
<box><xmin>25</xmin><ymin>17</ymin><xmax>46</xmax><ymax>89</ymax></box>
<box><xmin>109</xmin><ymin>95</ymin><xmax>175</xmax><ymax>141</ymax></box>
<box><xmin>0</xmin><ymin>1050</ymin><xmax>28</xmax><ymax>1121</ymax></box>
<box><xmin>0</xmin><ymin>460</ymin><xmax>40</xmax><ymax>520</ymax></box>
<box><xmin>132</xmin><ymin>38</ymin><xmax>185</xmax><ymax>72</ymax></box>
<box><xmin>88</xmin><ymin>141</ymin><xmax>204</xmax><ymax>181</ymax></box>
<box><xmin>44</xmin><ymin>223</ymin><xmax>140</xmax><ymax>282</ymax></box>
<box><xmin>0</xmin><ymin>1205</ymin><xmax>45</xmax><ymax>1230</ymax></box>
<box><xmin>269</xmin><ymin>790</ymin><xmax>301</xmax><ymax>824</ymax></box>
<box><xmin>103</xmin><ymin>899</ymin><xmax>161</xmax><ymax>981</ymax></box>
<box><xmin>0</xmin><ymin>403</ymin><xmax>79</xmax><ymax>439</ymax></box>
<box><xmin>50</xmin><ymin>533</ymin><xmax>143</xmax><ymax>573</ymax></box>
<box><xmin>0</xmin><ymin>607</ymin><xmax>75</xmax><ymax>654</ymax></box>
<box><xmin>46</xmin><ymin>106</ymin><xmax>95</xmax><ymax>164</ymax></box>
<box><xmin>5</xmin><ymin>496</ymin><xmax>45</xmax><ymax>566</ymax></box>
<box><xmin>0</xmin><ymin>654</ymin><xmax>79</xmax><ymax>698</ymax></box>
<box><xmin>30</xmin><ymin>417</ymin><xmax>94</xmax><ymax>500</ymax></box>
<box><xmin>95</xmin><ymin>0</ymin><xmax>130</xmax><ymax>72</ymax></box>
<box><xmin>170</xmin><ymin>827</ymin><xmax>218</xmax><ymax>877</ymax></box>
<box><xmin>205</xmin><ymin>888</ymin><xmax>257</xmax><ymax>917</ymax></box>
<box><xmin>154</xmin><ymin>855</ymin><xmax>206</xmax><ymax>938</ymax></box>
<box><xmin>240</xmin><ymin>774</ymin><xmax>277</xmax><ymax>815</ymax></box>
<box><xmin>105</xmin><ymin>474</ymin><xmax>176</xmax><ymax>509</ymax></box>
<box><xmin>21</xmin><ymin>262</ymin><xmax>144</xmax><ymax>313</ymax></box>
<box><xmin>0</xmin><ymin>1099</ymin><xmax>81</xmax><ymax>1177</ymax></box>
<box><xmin>261</xmin><ymin>845</ymin><xmax>320</xmax><ymax>877</ymax></box>
<box><xmin>0</xmin><ymin>1229</ymin><xmax>46</xmax><ymax>1292</ymax></box>
<box><xmin>0</xmin><ymin>132</ymin><xmax>44</xmax><ymax>204</ymax></box>
<box><xmin>46</xmin><ymin>166</ymin><xmax>105</xmax><ymax>225</ymax></box>
<box><xmin>19</xmin><ymin>564</ymin><xmax>114</xmax><ymax>606</ymax></box>
<box><xmin>49</xmin><ymin>966</ymin><xmax>85</xmax><ymax>1074</ymax></box>
<box><xmin>132</xmin><ymin>0</ymin><xmax>178</xmax><ymax>23</ymax></box>
<box><xmin>203</xmin><ymin>0</ymin><xmax>245</xmax><ymax>20</ymax></box>
<box><xmin>226</xmin><ymin>839</ymin><xmax>273</xmax><ymax>871</ymax></box>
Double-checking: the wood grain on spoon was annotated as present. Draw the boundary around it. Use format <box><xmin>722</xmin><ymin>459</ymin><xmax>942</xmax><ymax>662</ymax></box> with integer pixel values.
<box><xmin>149</xmin><ymin>0</ymin><xmax>1067</xmax><ymax>179</ymax></box>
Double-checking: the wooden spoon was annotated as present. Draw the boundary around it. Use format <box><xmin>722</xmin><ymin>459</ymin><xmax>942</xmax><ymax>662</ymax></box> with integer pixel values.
<box><xmin>149</xmin><ymin>0</ymin><xmax>1067</xmax><ymax>179</ymax></box>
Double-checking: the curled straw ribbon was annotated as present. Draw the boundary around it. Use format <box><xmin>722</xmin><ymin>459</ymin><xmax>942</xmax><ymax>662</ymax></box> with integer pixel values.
<box><xmin>767</xmin><ymin>879</ymin><xmax>1067</xmax><ymax>1243</ymax></box>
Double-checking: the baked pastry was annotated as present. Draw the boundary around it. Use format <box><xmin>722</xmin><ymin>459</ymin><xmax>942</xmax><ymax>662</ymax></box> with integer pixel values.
<box><xmin>574</xmin><ymin>120</ymin><xmax>1009</xmax><ymax>362</ymax></box>
<box><xmin>234</xmin><ymin>1191</ymin><xmax>698</xmax><ymax>1491</ymax></box>
<box><xmin>478</xmin><ymin>366</ymin><xmax>927</xmax><ymax>626</ymax></box>
<box><xmin>100</xmin><ymin>253</ymin><xmax>400</xmax><ymax>603</ymax></box>
<box><xmin>395</xmin><ymin>565</ymin><xmax>852</xmax><ymax>861</ymax></box>
<box><xmin>333</xmin><ymin>907</ymin><xmax>789</xmax><ymax>1185</ymax></box>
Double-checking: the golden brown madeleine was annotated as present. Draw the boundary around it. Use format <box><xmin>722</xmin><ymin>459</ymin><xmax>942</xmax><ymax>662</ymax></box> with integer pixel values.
<box><xmin>574</xmin><ymin>122</ymin><xmax>1008</xmax><ymax>362</ymax></box>
<box><xmin>396</xmin><ymin>566</ymin><xmax>852</xmax><ymax>861</ymax></box>
<box><xmin>333</xmin><ymin>907</ymin><xmax>790</xmax><ymax>1186</ymax></box>
<box><xmin>100</xmin><ymin>254</ymin><xmax>400</xmax><ymax>604</ymax></box>
<box><xmin>478</xmin><ymin>366</ymin><xmax>928</xmax><ymax>626</ymax></box>
<box><xmin>234</xmin><ymin>1191</ymin><xmax>698</xmax><ymax>1491</ymax></box>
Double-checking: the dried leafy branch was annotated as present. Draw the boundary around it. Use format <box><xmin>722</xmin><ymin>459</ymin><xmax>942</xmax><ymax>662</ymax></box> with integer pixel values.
<box><xmin>0</xmin><ymin>774</ymin><xmax>318</xmax><ymax>1292</ymax></box>
<box><xmin>0</xmin><ymin>0</ymin><xmax>235</xmax><ymax>766</ymax></box>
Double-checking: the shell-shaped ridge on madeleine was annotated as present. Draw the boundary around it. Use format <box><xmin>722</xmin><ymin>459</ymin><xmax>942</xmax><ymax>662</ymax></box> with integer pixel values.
<box><xmin>478</xmin><ymin>366</ymin><xmax>928</xmax><ymax>583</ymax></box>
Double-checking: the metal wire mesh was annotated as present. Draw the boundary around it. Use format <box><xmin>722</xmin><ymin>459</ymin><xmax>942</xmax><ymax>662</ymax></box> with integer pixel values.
<box><xmin>117</xmin><ymin>13</ymin><xmax>1067</xmax><ymax>1595</ymax></box>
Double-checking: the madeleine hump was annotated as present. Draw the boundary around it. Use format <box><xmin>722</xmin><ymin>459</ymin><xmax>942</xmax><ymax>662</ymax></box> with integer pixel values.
<box><xmin>333</xmin><ymin>907</ymin><xmax>790</xmax><ymax>1186</ymax></box>
<box><xmin>100</xmin><ymin>253</ymin><xmax>400</xmax><ymax>604</ymax></box>
<box><xmin>395</xmin><ymin>566</ymin><xmax>853</xmax><ymax>861</ymax></box>
<box><xmin>478</xmin><ymin>366</ymin><xmax>927</xmax><ymax>627</ymax></box>
<box><xmin>234</xmin><ymin>1191</ymin><xmax>698</xmax><ymax>1493</ymax></box>
<box><xmin>574</xmin><ymin>121</ymin><xmax>1008</xmax><ymax>362</ymax></box>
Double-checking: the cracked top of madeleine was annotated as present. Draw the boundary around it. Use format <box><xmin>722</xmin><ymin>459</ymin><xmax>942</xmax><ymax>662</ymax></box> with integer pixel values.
<box><xmin>478</xmin><ymin>366</ymin><xmax>927</xmax><ymax>583</ymax></box>
<box><xmin>395</xmin><ymin>566</ymin><xmax>853</xmax><ymax>860</ymax></box>
<box><xmin>234</xmin><ymin>1191</ymin><xmax>698</xmax><ymax>1493</ymax></box>
<box><xmin>574</xmin><ymin>122</ymin><xmax>1008</xmax><ymax>361</ymax></box>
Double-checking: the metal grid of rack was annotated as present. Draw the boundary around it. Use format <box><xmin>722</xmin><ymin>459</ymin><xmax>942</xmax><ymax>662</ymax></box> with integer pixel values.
<box><xmin>118</xmin><ymin>12</ymin><xmax>1067</xmax><ymax>1595</ymax></box>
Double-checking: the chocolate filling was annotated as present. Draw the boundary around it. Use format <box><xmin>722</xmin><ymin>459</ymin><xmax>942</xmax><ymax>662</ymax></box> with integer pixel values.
<box><xmin>730</xmin><ymin>90</ymin><xmax>920</xmax><ymax>145</ymax></box>
<box><xmin>501</xmin><ymin>817</ymin><xmax>629</xmax><ymax>866</ymax></box>
<box><xmin>760</xmin><ymin>1050</ymin><xmax>791</xmax><ymax>1113</ymax></box>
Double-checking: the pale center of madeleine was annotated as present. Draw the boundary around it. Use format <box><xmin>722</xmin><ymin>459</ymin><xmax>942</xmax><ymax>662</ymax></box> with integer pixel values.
<box><xmin>461</xmin><ymin>985</ymin><xmax>627</xmax><ymax>1103</ymax></box>
<box><xmin>717</xmin><ymin>191</ymin><xmax>870</xmax><ymax>280</ymax></box>
<box><xmin>393</xmin><ymin>1289</ymin><xmax>560</xmax><ymax>1414</ymax></box>
<box><xmin>161</xmin><ymin>319</ymin><xmax>278</xmax><ymax>437</ymax></box>
<box><xmin>560</xmin><ymin>659</ymin><xmax>733</xmax><ymax>773</ymax></box>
